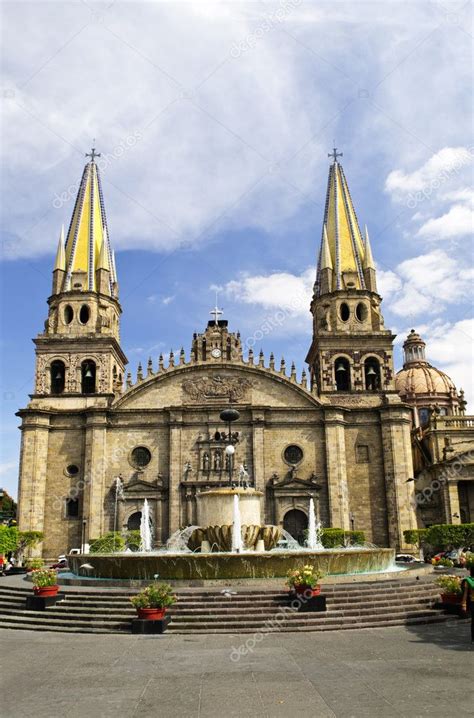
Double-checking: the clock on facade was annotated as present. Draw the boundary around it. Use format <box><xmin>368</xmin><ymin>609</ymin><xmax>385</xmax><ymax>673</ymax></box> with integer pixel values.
<box><xmin>211</xmin><ymin>348</ymin><xmax>222</xmax><ymax>358</ymax></box>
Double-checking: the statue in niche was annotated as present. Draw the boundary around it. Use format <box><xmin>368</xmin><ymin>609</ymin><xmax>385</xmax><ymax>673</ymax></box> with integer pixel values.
<box><xmin>214</xmin><ymin>450</ymin><xmax>222</xmax><ymax>470</ymax></box>
<box><xmin>203</xmin><ymin>452</ymin><xmax>210</xmax><ymax>471</ymax></box>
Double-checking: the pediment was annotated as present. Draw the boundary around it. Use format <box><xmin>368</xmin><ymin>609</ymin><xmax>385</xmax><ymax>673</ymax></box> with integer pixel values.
<box><xmin>124</xmin><ymin>478</ymin><xmax>163</xmax><ymax>493</ymax></box>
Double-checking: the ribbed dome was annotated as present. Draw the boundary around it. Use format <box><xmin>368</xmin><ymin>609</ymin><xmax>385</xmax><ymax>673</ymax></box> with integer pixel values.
<box><xmin>395</xmin><ymin>362</ymin><xmax>457</xmax><ymax>398</ymax></box>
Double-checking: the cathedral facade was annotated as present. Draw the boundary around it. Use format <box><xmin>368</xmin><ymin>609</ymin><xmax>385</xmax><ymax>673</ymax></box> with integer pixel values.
<box><xmin>16</xmin><ymin>150</ymin><xmax>470</xmax><ymax>559</ymax></box>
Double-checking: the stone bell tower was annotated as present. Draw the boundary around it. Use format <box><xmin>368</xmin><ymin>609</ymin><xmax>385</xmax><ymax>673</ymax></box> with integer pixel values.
<box><xmin>34</xmin><ymin>148</ymin><xmax>127</xmax><ymax>398</ymax></box>
<box><xmin>306</xmin><ymin>149</ymin><xmax>396</xmax><ymax>396</ymax></box>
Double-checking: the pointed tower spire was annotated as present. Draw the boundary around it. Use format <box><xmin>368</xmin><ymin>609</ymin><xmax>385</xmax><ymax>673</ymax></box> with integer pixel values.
<box><xmin>54</xmin><ymin>225</ymin><xmax>66</xmax><ymax>271</ymax></box>
<box><xmin>319</xmin><ymin>224</ymin><xmax>333</xmax><ymax>295</ymax></box>
<box><xmin>315</xmin><ymin>149</ymin><xmax>366</xmax><ymax>295</ymax></box>
<box><xmin>63</xmin><ymin>148</ymin><xmax>114</xmax><ymax>295</ymax></box>
<box><xmin>52</xmin><ymin>226</ymin><xmax>66</xmax><ymax>294</ymax></box>
<box><xmin>363</xmin><ymin>225</ymin><xmax>377</xmax><ymax>292</ymax></box>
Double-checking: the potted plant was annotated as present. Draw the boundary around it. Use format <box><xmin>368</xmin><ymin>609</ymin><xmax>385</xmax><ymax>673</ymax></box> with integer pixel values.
<box><xmin>130</xmin><ymin>583</ymin><xmax>176</xmax><ymax>620</ymax></box>
<box><xmin>25</xmin><ymin>558</ymin><xmax>44</xmax><ymax>572</ymax></box>
<box><xmin>432</xmin><ymin>556</ymin><xmax>454</xmax><ymax>570</ymax></box>
<box><xmin>32</xmin><ymin>568</ymin><xmax>59</xmax><ymax>597</ymax></box>
<box><xmin>434</xmin><ymin>574</ymin><xmax>463</xmax><ymax>605</ymax></box>
<box><xmin>286</xmin><ymin>565</ymin><xmax>324</xmax><ymax>597</ymax></box>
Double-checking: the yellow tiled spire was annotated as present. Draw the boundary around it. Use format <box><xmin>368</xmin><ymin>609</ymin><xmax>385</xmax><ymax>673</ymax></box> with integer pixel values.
<box><xmin>316</xmin><ymin>149</ymin><xmax>369</xmax><ymax>295</ymax></box>
<box><xmin>63</xmin><ymin>149</ymin><xmax>116</xmax><ymax>293</ymax></box>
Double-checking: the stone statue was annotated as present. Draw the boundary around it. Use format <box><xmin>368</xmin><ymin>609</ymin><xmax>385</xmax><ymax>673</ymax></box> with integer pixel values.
<box><xmin>214</xmin><ymin>450</ymin><xmax>222</xmax><ymax>470</ymax></box>
<box><xmin>203</xmin><ymin>452</ymin><xmax>210</xmax><ymax>471</ymax></box>
<box><xmin>238</xmin><ymin>464</ymin><xmax>249</xmax><ymax>487</ymax></box>
<box><xmin>183</xmin><ymin>461</ymin><xmax>192</xmax><ymax>480</ymax></box>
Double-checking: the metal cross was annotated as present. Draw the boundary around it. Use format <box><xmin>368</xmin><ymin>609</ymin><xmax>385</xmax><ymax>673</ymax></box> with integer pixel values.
<box><xmin>210</xmin><ymin>291</ymin><xmax>223</xmax><ymax>325</ymax></box>
<box><xmin>328</xmin><ymin>146</ymin><xmax>343</xmax><ymax>163</ymax></box>
<box><xmin>85</xmin><ymin>140</ymin><xmax>101</xmax><ymax>162</ymax></box>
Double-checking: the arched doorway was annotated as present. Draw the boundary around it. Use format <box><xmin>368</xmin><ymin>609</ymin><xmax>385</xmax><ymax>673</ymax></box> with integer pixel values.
<box><xmin>283</xmin><ymin>509</ymin><xmax>308</xmax><ymax>545</ymax></box>
<box><xmin>127</xmin><ymin>512</ymin><xmax>142</xmax><ymax>531</ymax></box>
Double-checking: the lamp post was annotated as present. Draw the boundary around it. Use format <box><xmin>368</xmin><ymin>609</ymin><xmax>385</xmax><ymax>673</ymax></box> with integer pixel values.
<box><xmin>219</xmin><ymin>405</ymin><xmax>240</xmax><ymax>486</ymax></box>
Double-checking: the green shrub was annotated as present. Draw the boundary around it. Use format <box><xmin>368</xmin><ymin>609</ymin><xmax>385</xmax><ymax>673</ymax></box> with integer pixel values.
<box><xmin>425</xmin><ymin>523</ymin><xmax>474</xmax><ymax>550</ymax></box>
<box><xmin>321</xmin><ymin>528</ymin><xmax>365</xmax><ymax>548</ymax></box>
<box><xmin>89</xmin><ymin>532</ymin><xmax>126</xmax><ymax>554</ymax></box>
<box><xmin>125</xmin><ymin>530</ymin><xmax>141</xmax><ymax>551</ymax></box>
<box><xmin>403</xmin><ymin>528</ymin><xmax>428</xmax><ymax>547</ymax></box>
<box><xmin>0</xmin><ymin>525</ymin><xmax>19</xmax><ymax>555</ymax></box>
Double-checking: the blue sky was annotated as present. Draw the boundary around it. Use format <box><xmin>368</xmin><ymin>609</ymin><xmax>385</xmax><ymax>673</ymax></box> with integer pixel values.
<box><xmin>1</xmin><ymin>0</ymin><xmax>473</xmax><ymax>498</ymax></box>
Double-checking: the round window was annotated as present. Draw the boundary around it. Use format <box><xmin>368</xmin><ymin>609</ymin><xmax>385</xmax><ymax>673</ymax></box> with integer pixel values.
<box><xmin>355</xmin><ymin>302</ymin><xmax>367</xmax><ymax>322</ymax></box>
<box><xmin>64</xmin><ymin>305</ymin><xmax>74</xmax><ymax>324</ymax></box>
<box><xmin>66</xmin><ymin>464</ymin><xmax>79</xmax><ymax>477</ymax></box>
<box><xmin>79</xmin><ymin>305</ymin><xmax>90</xmax><ymax>324</ymax></box>
<box><xmin>131</xmin><ymin>446</ymin><xmax>152</xmax><ymax>468</ymax></box>
<box><xmin>283</xmin><ymin>445</ymin><xmax>304</xmax><ymax>465</ymax></box>
<box><xmin>339</xmin><ymin>303</ymin><xmax>350</xmax><ymax>321</ymax></box>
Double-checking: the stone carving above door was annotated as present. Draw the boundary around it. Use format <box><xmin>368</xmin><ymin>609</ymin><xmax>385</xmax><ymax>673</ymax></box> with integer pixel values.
<box><xmin>182</xmin><ymin>374</ymin><xmax>251</xmax><ymax>402</ymax></box>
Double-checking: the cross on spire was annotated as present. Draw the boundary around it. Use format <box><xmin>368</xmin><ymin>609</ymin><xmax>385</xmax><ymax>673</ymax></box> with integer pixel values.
<box><xmin>210</xmin><ymin>290</ymin><xmax>223</xmax><ymax>325</ymax></box>
<box><xmin>85</xmin><ymin>140</ymin><xmax>101</xmax><ymax>163</ymax></box>
<box><xmin>328</xmin><ymin>146</ymin><xmax>343</xmax><ymax>163</ymax></box>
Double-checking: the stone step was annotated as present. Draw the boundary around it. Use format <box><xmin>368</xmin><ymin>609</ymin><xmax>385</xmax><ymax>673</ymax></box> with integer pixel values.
<box><xmin>168</xmin><ymin>614</ymin><xmax>452</xmax><ymax>634</ymax></box>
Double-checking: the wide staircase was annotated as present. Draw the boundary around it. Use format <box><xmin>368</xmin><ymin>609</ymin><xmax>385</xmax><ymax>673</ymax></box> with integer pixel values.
<box><xmin>0</xmin><ymin>576</ymin><xmax>451</xmax><ymax>634</ymax></box>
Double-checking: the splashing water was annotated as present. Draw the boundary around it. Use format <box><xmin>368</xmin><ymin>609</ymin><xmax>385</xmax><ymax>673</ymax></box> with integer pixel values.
<box><xmin>139</xmin><ymin>498</ymin><xmax>153</xmax><ymax>552</ymax></box>
<box><xmin>166</xmin><ymin>526</ymin><xmax>201</xmax><ymax>553</ymax></box>
<box><xmin>231</xmin><ymin>494</ymin><xmax>243</xmax><ymax>553</ymax></box>
<box><xmin>306</xmin><ymin>497</ymin><xmax>324</xmax><ymax>550</ymax></box>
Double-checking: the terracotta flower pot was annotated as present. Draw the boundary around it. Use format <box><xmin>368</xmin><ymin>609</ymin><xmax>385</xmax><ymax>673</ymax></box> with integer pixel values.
<box><xmin>33</xmin><ymin>585</ymin><xmax>59</xmax><ymax>597</ymax></box>
<box><xmin>137</xmin><ymin>607</ymin><xmax>166</xmax><ymax>620</ymax></box>
<box><xmin>440</xmin><ymin>593</ymin><xmax>462</xmax><ymax>605</ymax></box>
<box><xmin>294</xmin><ymin>585</ymin><xmax>321</xmax><ymax>597</ymax></box>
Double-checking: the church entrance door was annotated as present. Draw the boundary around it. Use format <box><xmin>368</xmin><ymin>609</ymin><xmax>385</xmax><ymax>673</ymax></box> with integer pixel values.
<box><xmin>127</xmin><ymin>512</ymin><xmax>142</xmax><ymax>531</ymax></box>
<box><xmin>283</xmin><ymin>509</ymin><xmax>308</xmax><ymax>545</ymax></box>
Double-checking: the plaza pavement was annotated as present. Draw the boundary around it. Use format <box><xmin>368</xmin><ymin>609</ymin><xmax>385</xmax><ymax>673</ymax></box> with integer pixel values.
<box><xmin>0</xmin><ymin>621</ymin><xmax>472</xmax><ymax>718</ymax></box>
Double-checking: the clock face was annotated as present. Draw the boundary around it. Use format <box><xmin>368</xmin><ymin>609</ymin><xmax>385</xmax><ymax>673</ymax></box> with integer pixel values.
<box><xmin>211</xmin><ymin>348</ymin><xmax>222</xmax><ymax>358</ymax></box>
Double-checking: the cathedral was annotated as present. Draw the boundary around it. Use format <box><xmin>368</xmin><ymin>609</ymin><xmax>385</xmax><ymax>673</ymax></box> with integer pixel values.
<box><xmin>16</xmin><ymin>149</ymin><xmax>474</xmax><ymax>558</ymax></box>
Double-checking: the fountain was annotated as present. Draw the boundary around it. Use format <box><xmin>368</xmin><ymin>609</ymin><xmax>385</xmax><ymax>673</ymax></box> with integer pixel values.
<box><xmin>306</xmin><ymin>498</ymin><xmax>324</xmax><ymax>550</ymax></box>
<box><xmin>231</xmin><ymin>494</ymin><xmax>243</xmax><ymax>553</ymax></box>
<box><xmin>139</xmin><ymin>499</ymin><xmax>153</xmax><ymax>552</ymax></box>
<box><xmin>67</xmin><ymin>407</ymin><xmax>396</xmax><ymax>582</ymax></box>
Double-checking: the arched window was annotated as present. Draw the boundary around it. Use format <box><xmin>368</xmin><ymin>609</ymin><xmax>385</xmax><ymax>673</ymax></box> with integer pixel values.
<box><xmin>65</xmin><ymin>498</ymin><xmax>79</xmax><ymax>518</ymax></box>
<box><xmin>127</xmin><ymin>512</ymin><xmax>142</xmax><ymax>531</ymax></box>
<box><xmin>81</xmin><ymin>360</ymin><xmax>96</xmax><ymax>394</ymax></box>
<box><xmin>226</xmin><ymin>337</ymin><xmax>232</xmax><ymax>360</ymax></box>
<box><xmin>50</xmin><ymin>360</ymin><xmax>66</xmax><ymax>395</ymax></box>
<box><xmin>334</xmin><ymin>357</ymin><xmax>351</xmax><ymax>391</ymax></box>
<box><xmin>364</xmin><ymin>357</ymin><xmax>381</xmax><ymax>391</ymax></box>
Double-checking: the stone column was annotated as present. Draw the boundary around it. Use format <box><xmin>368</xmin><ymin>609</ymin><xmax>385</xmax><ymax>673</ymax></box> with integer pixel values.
<box><xmin>17</xmin><ymin>413</ymin><xmax>50</xmax><ymax>555</ymax></box>
<box><xmin>82</xmin><ymin>411</ymin><xmax>108</xmax><ymax>543</ymax></box>
<box><xmin>380</xmin><ymin>404</ymin><xmax>418</xmax><ymax>549</ymax></box>
<box><xmin>251</xmin><ymin>409</ymin><xmax>265</xmax><ymax>516</ymax></box>
<box><xmin>444</xmin><ymin>481</ymin><xmax>461</xmax><ymax>524</ymax></box>
<box><xmin>324</xmin><ymin>408</ymin><xmax>350</xmax><ymax>530</ymax></box>
<box><xmin>168</xmin><ymin>409</ymin><xmax>183</xmax><ymax>536</ymax></box>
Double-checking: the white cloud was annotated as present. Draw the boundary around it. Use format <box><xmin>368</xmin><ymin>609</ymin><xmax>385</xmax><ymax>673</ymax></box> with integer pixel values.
<box><xmin>417</xmin><ymin>204</ymin><xmax>474</xmax><ymax>240</ymax></box>
<box><xmin>225</xmin><ymin>268</ymin><xmax>314</xmax><ymax>316</ymax></box>
<box><xmin>376</xmin><ymin>267</ymin><xmax>402</xmax><ymax>298</ymax></box>
<box><xmin>387</xmin><ymin>249</ymin><xmax>474</xmax><ymax>317</ymax></box>
<box><xmin>0</xmin><ymin>461</ymin><xmax>17</xmax><ymax>477</ymax></box>
<box><xmin>385</xmin><ymin>147</ymin><xmax>473</xmax><ymax>198</ymax></box>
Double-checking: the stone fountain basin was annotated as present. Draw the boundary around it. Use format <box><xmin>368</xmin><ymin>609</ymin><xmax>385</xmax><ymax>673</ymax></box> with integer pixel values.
<box><xmin>68</xmin><ymin>548</ymin><xmax>395</xmax><ymax>581</ymax></box>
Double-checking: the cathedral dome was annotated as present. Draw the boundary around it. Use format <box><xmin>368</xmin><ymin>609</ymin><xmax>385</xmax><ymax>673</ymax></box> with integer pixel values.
<box><xmin>395</xmin><ymin>329</ymin><xmax>459</xmax><ymax>424</ymax></box>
